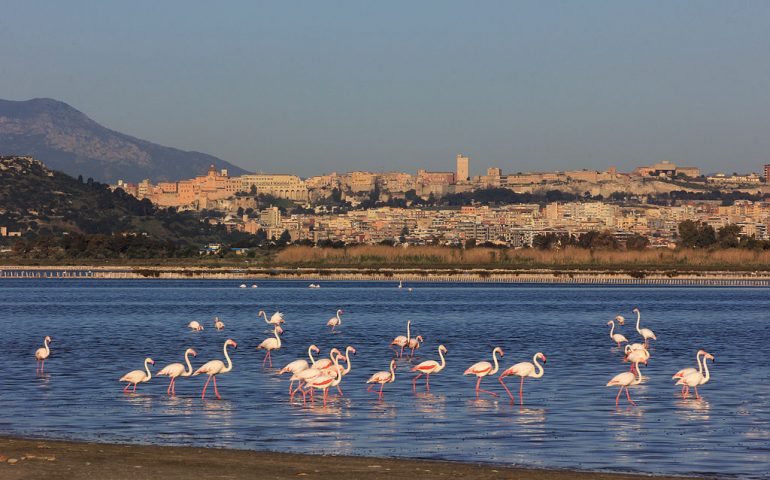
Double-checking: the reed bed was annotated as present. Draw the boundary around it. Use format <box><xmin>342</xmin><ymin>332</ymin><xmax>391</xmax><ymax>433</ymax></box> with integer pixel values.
<box><xmin>274</xmin><ymin>245</ymin><xmax>770</xmax><ymax>270</ymax></box>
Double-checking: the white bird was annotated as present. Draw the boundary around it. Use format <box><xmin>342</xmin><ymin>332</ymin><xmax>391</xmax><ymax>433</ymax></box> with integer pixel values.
<box><xmin>120</xmin><ymin>357</ymin><xmax>155</xmax><ymax>393</ymax></box>
<box><xmin>157</xmin><ymin>348</ymin><xmax>197</xmax><ymax>396</ymax></box>
<box><xmin>675</xmin><ymin>351</ymin><xmax>715</xmax><ymax>400</ymax></box>
<box><xmin>239</xmin><ymin>284</ymin><xmax>247</xmax><ymax>288</ymax></box>
<box><xmin>279</xmin><ymin>344</ymin><xmax>320</xmax><ymax>395</ymax></box>
<box><xmin>188</xmin><ymin>321</ymin><xmax>204</xmax><ymax>331</ymax></box>
<box><xmin>214</xmin><ymin>317</ymin><xmax>225</xmax><ymax>330</ymax></box>
<box><xmin>35</xmin><ymin>335</ymin><xmax>52</xmax><ymax>374</ymax></box>
<box><xmin>498</xmin><ymin>352</ymin><xmax>547</xmax><ymax>405</ymax></box>
<box><xmin>257</xmin><ymin>325</ymin><xmax>283</xmax><ymax>368</ymax></box>
<box><xmin>259</xmin><ymin>310</ymin><xmax>285</xmax><ymax>326</ymax></box>
<box><xmin>193</xmin><ymin>339</ymin><xmax>237</xmax><ymax>399</ymax></box>
<box><xmin>607</xmin><ymin>360</ymin><xmax>644</xmax><ymax>406</ymax></box>
<box><xmin>607</xmin><ymin>319</ymin><xmax>628</xmax><ymax>348</ymax></box>
<box><xmin>327</xmin><ymin>309</ymin><xmax>343</xmax><ymax>333</ymax></box>
<box><xmin>632</xmin><ymin>307</ymin><xmax>657</xmax><ymax>348</ymax></box>
<box><xmin>391</xmin><ymin>319</ymin><xmax>411</xmax><ymax>357</ymax></box>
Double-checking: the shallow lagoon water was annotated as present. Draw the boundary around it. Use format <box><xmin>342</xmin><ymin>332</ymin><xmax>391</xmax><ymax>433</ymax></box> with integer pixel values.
<box><xmin>0</xmin><ymin>280</ymin><xmax>768</xmax><ymax>478</ymax></box>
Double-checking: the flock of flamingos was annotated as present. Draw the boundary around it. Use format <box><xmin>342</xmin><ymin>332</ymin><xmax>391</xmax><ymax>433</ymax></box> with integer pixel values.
<box><xmin>33</xmin><ymin>300</ymin><xmax>716</xmax><ymax>407</ymax></box>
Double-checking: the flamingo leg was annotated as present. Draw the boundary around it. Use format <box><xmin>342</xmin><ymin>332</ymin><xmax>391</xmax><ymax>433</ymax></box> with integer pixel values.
<box><xmin>499</xmin><ymin>376</ymin><xmax>515</xmax><ymax>404</ymax></box>
<box><xmin>616</xmin><ymin>386</ymin><xmax>623</xmax><ymax>405</ymax></box>
<box><xmin>132</xmin><ymin>383</ymin><xmax>137</xmax><ymax>393</ymax></box>
<box><xmin>519</xmin><ymin>376</ymin><xmax>525</xmax><ymax>405</ymax></box>
<box><xmin>475</xmin><ymin>376</ymin><xmax>497</xmax><ymax>397</ymax></box>
<box><xmin>202</xmin><ymin>376</ymin><xmax>211</xmax><ymax>399</ymax></box>
<box><xmin>400</xmin><ymin>346</ymin><xmax>404</xmax><ymax>357</ymax></box>
<box><xmin>412</xmin><ymin>373</ymin><xmax>423</xmax><ymax>391</ymax></box>
<box><xmin>41</xmin><ymin>360</ymin><xmax>45</xmax><ymax>373</ymax></box>
<box><xmin>323</xmin><ymin>389</ymin><xmax>328</xmax><ymax>407</ymax></box>
<box><xmin>625</xmin><ymin>386</ymin><xmax>636</xmax><ymax>406</ymax></box>
<box><xmin>367</xmin><ymin>384</ymin><xmax>375</xmax><ymax>393</ymax></box>
<box><xmin>379</xmin><ymin>382</ymin><xmax>384</xmax><ymax>398</ymax></box>
<box><xmin>213</xmin><ymin>376</ymin><xmax>221</xmax><ymax>399</ymax></box>
<box><xmin>123</xmin><ymin>383</ymin><xmax>130</xmax><ymax>393</ymax></box>
<box><xmin>337</xmin><ymin>385</ymin><xmax>343</xmax><ymax>397</ymax></box>
<box><xmin>426</xmin><ymin>374</ymin><xmax>430</xmax><ymax>392</ymax></box>
<box><xmin>694</xmin><ymin>385</ymin><xmax>700</xmax><ymax>400</ymax></box>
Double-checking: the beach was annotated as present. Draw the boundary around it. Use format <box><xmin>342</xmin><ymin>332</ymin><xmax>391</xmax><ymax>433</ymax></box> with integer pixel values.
<box><xmin>0</xmin><ymin>437</ymin><xmax>699</xmax><ymax>480</ymax></box>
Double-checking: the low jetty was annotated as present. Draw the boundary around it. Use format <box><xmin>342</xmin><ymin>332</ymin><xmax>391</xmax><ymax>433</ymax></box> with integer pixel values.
<box><xmin>1</xmin><ymin>265</ymin><xmax>770</xmax><ymax>285</ymax></box>
<box><xmin>0</xmin><ymin>436</ymin><xmax>697</xmax><ymax>480</ymax></box>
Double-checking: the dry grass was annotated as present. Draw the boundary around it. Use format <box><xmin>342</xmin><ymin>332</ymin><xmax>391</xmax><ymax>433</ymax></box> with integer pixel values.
<box><xmin>274</xmin><ymin>245</ymin><xmax>770</xmax><ymax>270</ymax></box>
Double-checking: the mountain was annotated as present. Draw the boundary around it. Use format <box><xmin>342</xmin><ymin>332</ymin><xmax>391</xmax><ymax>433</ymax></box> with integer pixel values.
<box><xmin>0</xmin><ymin>155</ymin><xmax>220</xmax><ymax>244</ymax></box>
<box><xmin>0</xmin><ymin>98</ymin><xmax>248</xmax><ymax>183</ymax></box>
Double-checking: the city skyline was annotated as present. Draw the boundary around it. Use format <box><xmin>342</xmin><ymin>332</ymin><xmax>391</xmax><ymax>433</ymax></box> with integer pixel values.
<box><xmin>3</xmin><ymin>2</ymin><xmax>770</xmax><ymax>176</ymax></box>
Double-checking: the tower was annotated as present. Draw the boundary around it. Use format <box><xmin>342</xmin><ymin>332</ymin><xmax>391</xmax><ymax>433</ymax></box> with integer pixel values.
<box><xmin>456</xmin><ymin>154</ymin><xmax>470</xmax><ymax>183</ymax></box>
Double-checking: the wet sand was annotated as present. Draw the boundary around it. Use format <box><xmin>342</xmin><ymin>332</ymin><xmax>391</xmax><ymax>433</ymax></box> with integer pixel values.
<box><xmin>0</xmin><ymin>436</ymin><xmax>703</xmax><ymax>480</ymax></box>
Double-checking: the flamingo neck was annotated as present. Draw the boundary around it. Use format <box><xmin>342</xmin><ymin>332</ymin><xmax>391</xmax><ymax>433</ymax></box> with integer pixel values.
<box><xmin>389</xmin><ymin>362</ymin><xmax>396</xmax><ymax>382</ymax></box>
<box><xmin>183</xmin><ymin>350</ymin><xmax>194</xmax><ymax>376</ymax></box>
<box><xmin>331</xmin><ymin>352</ymin><xmax>344</xmax><ymax>386</ymax></box>
<box><xmin>491</xmin><ymin>349</ymin><xmax>501</xmax><ymax>375</ymax></box>
<box><xmin>609</xmin><ymin>321</ymin><xmax>615</xmax><ymax>338</ymax></box>
<box><xmin>144</xmin><ymin>359</ymin><xmax>152</xmax><ymax>381</ymax></box>
<box><xmin>632</xmin><ymin>361</ymin><xmax>643</xmax><ymax>384</ymax></box>
<box><xmin>635</xmin><ymin>310</ymin><xmax>642</xmax><ymax>334</ymax></box>
<box><xmin>44</xmin><ymin>338</ymin><xmax>50</xmax><ymax>355</ymax></box>
<box><xmin>702</xmin><ymin>357</ymin><xmax>711</xmax><ymax>383</ymax></box>
<box><xmin>343</xmin><ymin>347</ymin><xmax>353</xmax><ymax>375</ymax></box>
<box><xmin>438</xmin><ymin>347</ymin><xmax>446</xmax><ymax>371</ymax></box>
<box><xmin>274</xmin><ymin>327</ymin><xmax>281</xmax><ymax>348</ymax></box>
<box><xmin>261</xmin><ymin>311</ymin><xmax>269</xmax><ymax>324</ymax></box>
<box><xmin>337</xmin><ymin>310</ymin><xmax>342</xmax><ymax>321</ymax></box>
<box><xmin>406</xmin><ymin>321</ymin><xmax>411</xmax><ymax>342</ymax></box>
<box><xmin>222</xmin><ymin>343</ymin><xmax>233</xmax><ymax>373</ymax></box>
<box><xmin>308</xmin><ymin>346</ymin><xmax>316</xmax><ymax>366</ymax></box>
<box><xmin>695</xmin><ymin>351</ymin><xmax>704</xmax><ymax>376</ymax></box>
<box><xmin>532</xmin><ymin>354</ymin><xmax>544</xmax><ymax>378</ymax></box>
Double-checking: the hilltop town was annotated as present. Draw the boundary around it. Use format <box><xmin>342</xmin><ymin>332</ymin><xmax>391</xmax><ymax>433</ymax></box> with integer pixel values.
<box><xmin>103</xmin><ymin>155</ymin><xmax>770</xmax><ymax>248</ymax></box>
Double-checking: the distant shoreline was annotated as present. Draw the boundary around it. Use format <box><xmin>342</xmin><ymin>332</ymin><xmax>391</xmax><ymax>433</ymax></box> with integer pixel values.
<box><xmin>0</xmin><ymin>436</ymin><xmax>699</xmax><ymax>480</ymax></box>
<box><xmin>1</xmin><ymin>264</ymin><xmax>770</xmax><ymax>285</ymax></box>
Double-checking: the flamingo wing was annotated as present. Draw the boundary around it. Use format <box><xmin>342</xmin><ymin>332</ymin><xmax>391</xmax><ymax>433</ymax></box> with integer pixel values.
<box><xmin>158</xmin><ymin>363</ymin><xmax>184</xmax><ymax>376</ymax></box>
<box><xmin>367</xmin><ymin>371</ymin><xmax>391</xmax><ymax>383</ymax></box>
<box><xmin>412</xmin><ymin>360</ymin><xmax>439</xmax><ymax>372</ymax></box>
<box><xmin>193</xmin><ymin>360</ymin><xmax>224</xmax><ymax>376</ymax></box>
<box><xmin>464</xmin><ymin>361</ymin><xmax>492</xmax><ymax>376</ymax></box>
<box><xmin>672</xmin><ymin>367</ymin><xmax>696</xmax><ymax>379</ymax></box>
<box><xmin>607</xmin><ymin>371</ymin><xmax>635</xmax><ymax>387</ymax></box>
<box><xmin>120</xmin><ymin>370</ymin><xmax>145</xmax><ymax>383</ymax></box>
<box><xmin>509</xmin><ymin>361</ymin><xmax>535</xmax><ymax>377</ymax></box>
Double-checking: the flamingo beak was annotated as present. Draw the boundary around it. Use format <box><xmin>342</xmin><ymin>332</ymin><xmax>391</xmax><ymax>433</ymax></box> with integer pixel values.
<box><xmin>542</xmin><ymin>355</ymin><xmax>547</xmax><ymax>363</ymax></box>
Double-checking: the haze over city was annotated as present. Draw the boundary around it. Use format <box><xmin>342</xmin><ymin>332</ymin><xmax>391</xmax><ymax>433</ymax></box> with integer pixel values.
<box><xmin>3</xmin><ymin>1</ymin><xmax>770</xmax><ymax>176</ymax></box>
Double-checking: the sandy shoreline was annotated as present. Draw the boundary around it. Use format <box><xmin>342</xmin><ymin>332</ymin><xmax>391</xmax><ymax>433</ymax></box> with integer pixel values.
<box><xmin>2</xmin><ymin>264</ymin><xmax>770</xmax><ymax>285</ymax></box>
<box><xmin>0</xmin><ymin>436</ymin><xmax>704</xmax><ymax>480</ymax></box>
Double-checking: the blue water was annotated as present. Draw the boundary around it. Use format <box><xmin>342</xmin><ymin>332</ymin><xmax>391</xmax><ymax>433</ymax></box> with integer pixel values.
<box><xmin>0</xmin><ymin>280</ymin><xmax>768</xmax><ymax>478</ymax></box>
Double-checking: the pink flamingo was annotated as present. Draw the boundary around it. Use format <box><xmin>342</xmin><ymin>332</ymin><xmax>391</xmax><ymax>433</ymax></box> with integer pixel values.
<box><xmin>675</xmin><ymin>351</ymin><xmax>715</xmax><ymax>400</ymax></box>
<box><xmin>279</xmin><ymin>344</ymin><xmax>320</xmax><ymax>394</ymax></box>
<box><xmin>607</xmin><ymin>360</ymin><xmax>644</xmax><ymax>406</ymax></box>
<box><xmin>320</xmin><ymin>346</ymin><xmax>356</xmax><ymax>396</ymax></box>
<box><xmin>326</xmin><ymin>309</ymin><xmax>343</xmax><ymax>333</ymax></box>
<box><xmin>188</xmin><ymin>321</ymin><xmax>204</xmax><ymax>331</ymax></box>
<box><xmin>193</xmin><ymin>339</ymin><xmax>237</xmax><ymax>399</ymax></box>
<box><xmin>633</xmin><ymin>307</ymin><xmax>657</xmax><ymax>348</ymax></box>
<box><xmin>259</xmin><ymin>310</ymin><xmax>284</xmax><ymax>326</ymax></box>
<box><xmin>256</xmin><ymin>325</ymin><xmax>283</xmax><ymax>368</ymax></box>
<box><xmin>464</xmin><ymin>347</ymin><xmax>504</xmax><ymax>398</ymax></box>
<box><xmin>157</xmin><ymin>348</ymin><xmax>197</xmax><ymax>396</ymax></box>
<box><xmin>304</xmin><ymin>354</ymin><xmax>345</xmax><ymax>407</ymax></box>
<box><xmin>214</xmin><ymin>317</ymin><xmax>225</xmax><ymax>330</ymax></box>
<box><xmin>313</xmin><ymin>348</ymin><xmax>342</xmax><ymax>370</ymax></box>
<box><xmin>390</xmin><ymin>320</ymin><xmax>411</xmax><ymax>358</ymax></box>
<box><xmin>607</xmin><ymin>319</ymin><xmax>628</xmax><ymax>348</ymax></box>
<box><xmin>120</xmin><ymin>357</ymin><xmax>155</xmax><ymax>393</ymax></box>
<box><xmin>34</xmin><ymin>336</ymin><xmax>52</xmax><ymax>374</ymax></box>
<box><xmin>498</xmin><ymin>352</ymin><xmax>546</xmax><ymax>405</ymax></box>
<box><xmin>407</xmin><ymin>335</ymin><xmax>424</xmax><ymax>358</ymax></box>
<box><xmin>367</xmin><ymin>359</ymin><xmax>397</xmax><ymax>398</ymax></box>
<box><xmin>411</xmin><ymin>344</ymin><xmax>447</xmax><ymax>392</ymax></box>
<box><xmin>624</xmin><ymin>345</ymin><xmax>650</xmax><ymax>373</ymax></box>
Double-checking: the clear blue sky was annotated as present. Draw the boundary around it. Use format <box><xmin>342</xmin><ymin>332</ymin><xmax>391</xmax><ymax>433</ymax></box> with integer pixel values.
<box><xmin>2</xmin><ymin>1</ymin><xmax>769</xmax><ymax>176</ymax></box>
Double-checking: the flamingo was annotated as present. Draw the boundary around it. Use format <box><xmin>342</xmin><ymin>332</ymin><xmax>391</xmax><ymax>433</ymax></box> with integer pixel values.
<box><xmin>632</xmin><ymin>307</ymin><xmax>656</xmax><ymax>348</ymax></box>
<box><xmin>257</xmin><ymin>325</ymin><xmax>283</xmax><ymax>368</ymax></box>
<box><xmin>259</xmin><ymin>310</ymin><xmax>285</xmax><ymax>326</ymax></box>
<box><xmin>464</xmin><ymin>347</ymin><xmax>504</xmax><ymax>398</ymax></box>
<box><xmin>157</xmin><ymin>348</ymin><xmax>197</xmax><ymax>396</ymax></box>
<box><xmin>214</xmin><ymin>317</ymin><xmax>225</xmax><ymax>330</ymax></box>
<box><xmin>312</xmin><ymin>348</ymin><xmax>342</xmax><ymax>370</ymax></box>
<box><xmin>676</xmin><ymin>352</ymin><xmax>715</xmax><ymax>400</ymax></box>
<box><xmin>34</xmin><ymin>336</ymin><xmax>52</xmax><ymax>374</ymax></box>
<box><xmin>411</xmin><ymin>344</ymin><xmax>447</xmax><ymax>392</ymax></box>
<box><xmin>120</xmin><ymin>357</ymin><xmax>155</xmax><ymax>393</ymax></box>
<box><xmin>279</xmin><ymin>344</ymin><xmax>320</xmax><ymax>394</ymax></box>
<box><xmin>188</xmin><ymin>321</ymin><xmax>204</xmax><ymax>331</ymax></box>
<box><xmin>606</xmin><ymin>360</ymin><xmax>645</xmax><ymax>406</ymax></box>
<box><xmin>327</xmin><ymin>309</ymin><xmax>343</xmax><ymax>333</ymax></box>
<box><xmin>498</xmin><ymin>352</ymin><xmax>547</xmax><ymax>405</ymax></box>
<box><xmin>391</xmin><ymin>319</ymin><xmax>411</xmax><ymax>358</ymax></box>
<box><xmin>193</xmin><ymin>339</ymin><xmax>237</xmax><ymax>399</ymax></box>
<box><xmin>304</xmin><ymin>354</ymin><xmax>345</xmax><ymax>407</ymax></box>
<box><xmin>367</xmin><ymin>359</ymin><xmax>397</xmax><ymax>398</ymax></box>
<box><xmin>623</xmin><ymin>345</ymin><xmax>650</xmax><ymax>373</ymax></box>
<box><xmin>607</xmin><ymin>319</ymin><xmax>628</xmax><ymax>348</ymax></box>
<box><xmin>407</xmin><ymin>335</ymin><xmax>424</xmax><ymax>358</ymax></box>
<box><xmin>320</xmin><ymin>346</ymin><xmax>356</xmax><ymax>396</ymax></box>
